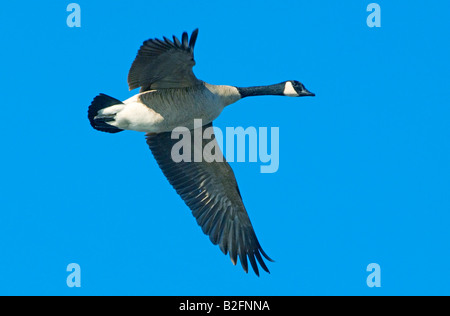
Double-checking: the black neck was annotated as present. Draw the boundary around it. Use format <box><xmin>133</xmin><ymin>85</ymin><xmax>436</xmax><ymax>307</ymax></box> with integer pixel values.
<box><xmin>236</xmin><ymin>82</ymin><xmax>285</xmax><ymax>98</ymax></box>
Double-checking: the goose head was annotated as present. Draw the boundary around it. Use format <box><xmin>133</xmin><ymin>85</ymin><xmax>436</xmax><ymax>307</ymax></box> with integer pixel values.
<box><xmin>283</xmin><ymin>80</ymin><xmax>315</xmax><ymax>97</ymax></box>
<box><xmin>235</xmin><ymin>81</ymin><xmax>315</xmax><ymax>99</ymax></box>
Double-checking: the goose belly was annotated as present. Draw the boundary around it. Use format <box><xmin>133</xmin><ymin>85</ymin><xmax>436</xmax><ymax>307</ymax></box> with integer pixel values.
<box><xmin>115</xmin><ymin>91</ymin><xmax>224</xmax><ymax>133</ymax></box>
<box><xmin>113</xmin><ymin>99</ymin><xmax>164</xmax><ymax>133</ymax></box>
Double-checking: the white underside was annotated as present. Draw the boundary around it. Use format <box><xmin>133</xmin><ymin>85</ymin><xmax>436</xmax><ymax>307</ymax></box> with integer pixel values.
<box><xmin>98</xmin><ymin>94</ymin><xmax>164</xmax><ymax>133</ymax></box>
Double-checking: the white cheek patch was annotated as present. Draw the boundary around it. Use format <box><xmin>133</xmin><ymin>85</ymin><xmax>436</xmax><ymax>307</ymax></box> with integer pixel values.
<box><xmin>283</xmin><ymin>81</ymin><xmax>299</xmax><ymax>97</ymax></box>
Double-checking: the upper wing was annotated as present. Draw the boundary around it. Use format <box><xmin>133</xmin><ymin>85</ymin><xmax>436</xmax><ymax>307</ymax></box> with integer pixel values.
<box><xmin>128</xmin><ymin>29</ymin><xmax>200</xmax><ymax>92</ymax></box>
<box><xmin>146</xmin><ymin>123</ymin><xmax>273</xmax><ymax>276</ymax></box>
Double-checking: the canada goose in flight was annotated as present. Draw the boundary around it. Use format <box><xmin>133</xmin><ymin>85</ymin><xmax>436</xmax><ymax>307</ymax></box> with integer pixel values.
<box><xmin>88</xmin><ymin>29</ymin><xmax>314</xmax><ymax>276</ymax></box>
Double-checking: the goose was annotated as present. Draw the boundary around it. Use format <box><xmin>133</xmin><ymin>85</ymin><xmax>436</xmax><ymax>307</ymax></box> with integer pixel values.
<box><xmin>88</xmin><ymin>29</ymin><xmax>314</xmax><ymax>276</ymax></box>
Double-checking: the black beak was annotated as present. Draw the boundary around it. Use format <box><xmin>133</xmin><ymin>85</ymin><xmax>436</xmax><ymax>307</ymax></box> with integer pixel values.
<box><xmin>300</xmin><ymin>88</ymin><xmax>315</xmax><ymax>97</ymax></box>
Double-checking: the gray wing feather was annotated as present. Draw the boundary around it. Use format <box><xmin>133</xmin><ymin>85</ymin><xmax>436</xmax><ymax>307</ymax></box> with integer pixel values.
<box><xmin>145</xmin><ymin>122</ymin><xmax>273</xmax><ymax>276</ymax></box>
<box><xmin>128</xmin><ymin>29</ymin><xmax>200</xmax><ymax>92</ymax></box>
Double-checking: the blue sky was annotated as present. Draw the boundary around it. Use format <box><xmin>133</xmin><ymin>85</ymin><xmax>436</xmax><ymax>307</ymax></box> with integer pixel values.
<box><xmin>0</xmin><ymin>1</ymin><xmax>449</xmax><ymax>295</ymax></box>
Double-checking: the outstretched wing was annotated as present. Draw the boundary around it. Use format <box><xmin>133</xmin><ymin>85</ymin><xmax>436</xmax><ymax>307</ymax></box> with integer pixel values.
<box><xmin>146</xmin><ymin>123</ymin><xmax>273</xmax><ymax>276</ymax></box>
<box><xmin>128</xmin><ymin>29</ymin><xmax>200</xmax><ymax>92</ymax></box>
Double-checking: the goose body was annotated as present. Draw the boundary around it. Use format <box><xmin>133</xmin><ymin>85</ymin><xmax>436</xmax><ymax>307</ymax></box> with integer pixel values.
<box><xmin>88</xmin><ymin>29</ymin><xmax>314</xmax><ymax>276</ymax></box>
<box><xmin>102</xmin><ymin>82</ymin><xmax>241</xmax><ymax>133</ymax></box>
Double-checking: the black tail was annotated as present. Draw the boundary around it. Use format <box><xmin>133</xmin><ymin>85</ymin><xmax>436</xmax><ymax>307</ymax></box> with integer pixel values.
<box><xmin>88</xmin><ymin>93</ymin><xmax>124</xmax><ymax>133</ymax></box>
